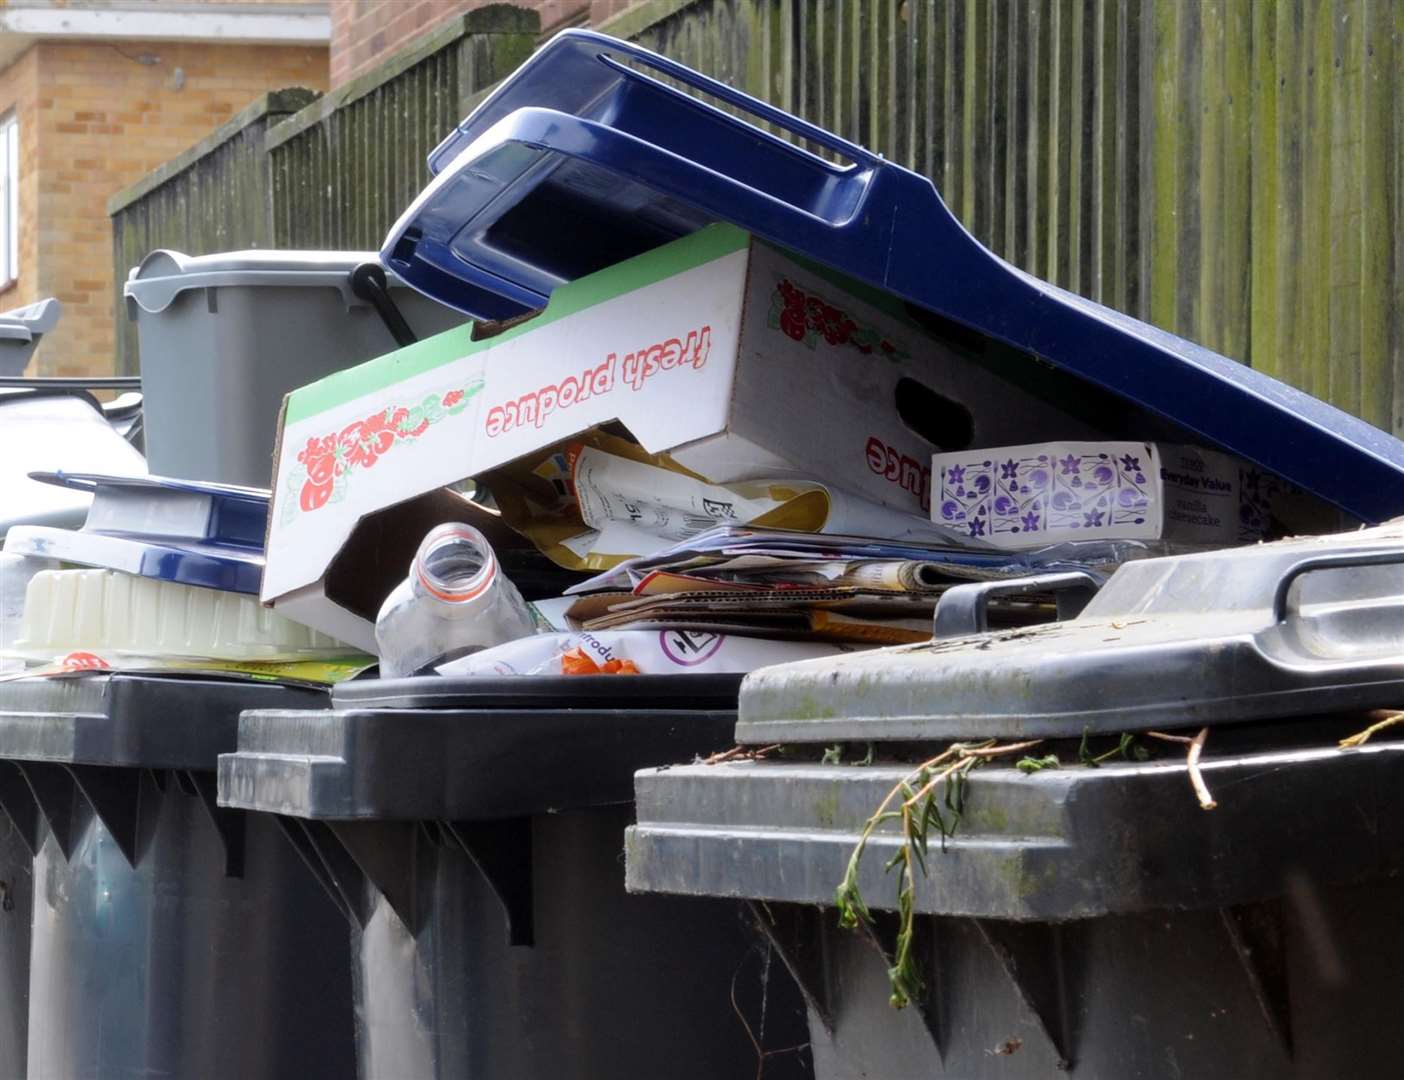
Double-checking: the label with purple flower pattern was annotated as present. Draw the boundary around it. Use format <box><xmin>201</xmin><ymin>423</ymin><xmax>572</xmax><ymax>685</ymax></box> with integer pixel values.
<box><xmin>931</xmin><ymin>441</ymin><xmax>1259</xmax><ymax>549</ymax></box>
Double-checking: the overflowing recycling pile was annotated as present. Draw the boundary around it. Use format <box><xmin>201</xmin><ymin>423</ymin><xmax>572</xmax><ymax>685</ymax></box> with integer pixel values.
<box><xmin>0</xmin><ymin>473</ymin><xmax>366</xmax><ymax>682</ymax></box>
<box><xmin>247</xmin><ymin>225</ymin><xmax>1335</xmax><ymax>683</ymax></box>
<box><xmin>0</xmin><ymin>235</ymin><xmax>1337</xmax><ymax>686</ymax></box>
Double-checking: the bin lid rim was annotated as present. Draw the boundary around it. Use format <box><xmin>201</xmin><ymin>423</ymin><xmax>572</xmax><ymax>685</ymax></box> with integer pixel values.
<box><xmin>30</xmin><ymin>470</ymin><xmax>270</xmax><ymax>502</ymax></box>
<box><xmin>123</xmin><ymin>249</ymin><xmax>412</xmax><ymax>313</ymax></box>
<box><xmin>0</xmin><ymin>297</ymin><xmax>60</xmax><ymax>336</ymax></box>
<box><xmin>332</xmin><ymin>672</ymin><xmax>743</xmax><ymax>710</ymax></box>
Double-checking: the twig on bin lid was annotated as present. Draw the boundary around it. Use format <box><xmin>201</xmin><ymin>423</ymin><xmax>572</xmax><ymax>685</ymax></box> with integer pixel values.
<box><xmin>1339</xmin><ymin>709</ymin><xmax>1404</xmax><ymax>749</ymax></box>
<box><xmin>1146</xmin><ymin>727</ymin><xmax>1217</xmax><ymax>810</ymax></box>
<box><xmin>702</xmin><ymin>744</ymin><xmax>781</xmax><ymax>765</ymax></box>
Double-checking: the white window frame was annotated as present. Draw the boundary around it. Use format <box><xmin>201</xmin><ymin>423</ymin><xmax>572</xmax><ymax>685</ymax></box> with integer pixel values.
<box><xmin>0</xmin><ymin>113</ymin><xmax>16</xmax><ymax>287</ymax></box>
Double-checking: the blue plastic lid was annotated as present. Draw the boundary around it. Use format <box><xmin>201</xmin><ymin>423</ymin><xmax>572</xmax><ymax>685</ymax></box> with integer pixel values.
<box><xmin>383</xmin><ymin>31</ymin><xmax>875</xmax><ymax>318</ymax></box>
<box><xmin>32</xmin><ymin>471</ymin><xmax>268</xmax><ymax>548</ymax></box>
<box><xmin>380</xmin><ymin>29</ymin><xmax>1404</xmax><ymax>527</ymax></box>
<box><xmin>3</xmin><ymin>472</ymin><xmax>270</xmax><ymax>594</ymax></box>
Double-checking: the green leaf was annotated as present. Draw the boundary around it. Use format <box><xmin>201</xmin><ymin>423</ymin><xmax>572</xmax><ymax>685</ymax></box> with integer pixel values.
<box><xmin>909</xmin><ymin>836</ymin><xmax>929</xmax><ymax>876</ymax></box>
<box><xmin>1017</xmin><ymin>754</ymin><xmax>1060</xmax><ymax>774</ymax></box>
<box><xmin>922</xmin><ymin>797</ymin><xmax>947</xmax><ymax>842</ymax></box>
<box><xmin>1079</xmin><ymin>725</ymin><xmax>1099</xmax><ymax>767</ymax></box>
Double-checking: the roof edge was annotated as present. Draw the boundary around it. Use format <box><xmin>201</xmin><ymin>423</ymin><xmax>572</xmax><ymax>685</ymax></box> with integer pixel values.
<box><xmin>0</xmin><ymin>6</ymin><xmax>329</xmax><ymax>46</ymax></box>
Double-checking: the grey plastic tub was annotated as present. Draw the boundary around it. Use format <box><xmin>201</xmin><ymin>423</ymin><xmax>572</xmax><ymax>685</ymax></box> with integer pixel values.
<box><xmin>0</xmin><ymin>298</ymin><xmax>60</xmax><ymax>376</ymax></box>
<box><xmin>125</xmin><ymin>250</ymin><xmax>467</xmax><ymax>487</ymax></box>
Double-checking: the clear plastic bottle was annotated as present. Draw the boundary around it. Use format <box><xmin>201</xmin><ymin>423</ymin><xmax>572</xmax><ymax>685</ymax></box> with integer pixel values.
<box><xmin>375</xmin><ymin>522</ymin><xmax>538</xmax><ymax>679</ymax></box>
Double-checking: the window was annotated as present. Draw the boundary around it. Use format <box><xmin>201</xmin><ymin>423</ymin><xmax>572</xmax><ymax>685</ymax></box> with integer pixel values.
<box><xmin>0</xmin><ymin>114</ymin><xmax>16</xmax><ymax>286</ymax></box>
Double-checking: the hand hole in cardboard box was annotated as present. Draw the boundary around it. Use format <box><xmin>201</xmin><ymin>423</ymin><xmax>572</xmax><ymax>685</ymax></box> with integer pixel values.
<box><xmin>895</xmin><ymin>376</ymin><xmax>974</xmax><ymax>452</ymax></box>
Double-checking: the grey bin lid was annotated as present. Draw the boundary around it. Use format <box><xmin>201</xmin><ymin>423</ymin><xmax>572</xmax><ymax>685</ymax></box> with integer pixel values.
<box><xmin>0</xmin><ymin>297</ymin><xmax>61</xmax><ymax>375</ymax></box>
<box><xmin>0</xmin><ymin>673</ymin><xmax>322</xmax><ymax>865</ymax></box>
<box><xmin>626</xmin><ymin>741</ymin><xmax>1404</xmax><ymax>919</ymax></box>
<box><xmin>737</xmin><ymin>521</ymin><xmax>1404</xmax><ymax>744</ymax></box>
<box><xmin>123</xmin><ymin>248</ymin><xmax>418</xmax><ymax>314</ymax></box>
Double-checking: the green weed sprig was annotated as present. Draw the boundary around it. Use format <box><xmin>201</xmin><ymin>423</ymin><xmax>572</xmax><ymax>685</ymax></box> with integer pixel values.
<box><xmin>1078</xmin><ymin>727</ymin><xmax>1149</xmax><ymax>766</ymax></box>
<box><xmin>834</xmin><ymin>738</ymin><xmax>1043</xmax><ymax>1009</ymax></box>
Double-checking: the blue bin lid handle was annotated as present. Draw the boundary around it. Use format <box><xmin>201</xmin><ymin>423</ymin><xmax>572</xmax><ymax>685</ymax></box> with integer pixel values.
<box><xmin>428</xmin><ymin>32</ymin><xmax>882</xmax><ymax>177</ymax></box>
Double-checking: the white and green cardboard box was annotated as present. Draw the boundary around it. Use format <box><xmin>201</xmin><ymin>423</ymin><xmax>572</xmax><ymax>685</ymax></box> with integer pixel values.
<box><xmin>262</xmin><ymin>224</ymin><xmax>1103</xmax><ymax>648</ymax></box>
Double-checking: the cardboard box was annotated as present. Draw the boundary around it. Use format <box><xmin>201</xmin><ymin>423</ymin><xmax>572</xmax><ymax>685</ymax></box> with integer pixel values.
<box><xmin>930</xmin><ymin>441</ymin><xmax>1267</xmax><ymax>550</ymax></box>
<box><xmin>264</xmin><ymin>224</ymin><xmax>1102</xmax><ymax>648</ymax></box>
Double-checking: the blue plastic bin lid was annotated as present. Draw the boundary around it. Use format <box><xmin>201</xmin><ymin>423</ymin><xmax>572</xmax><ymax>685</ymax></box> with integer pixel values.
<box><xmin>2</xmin><ymin>472</ymin><xmax>268</xmax><ymax>594</ymax></box>
<box><xmin>382</xmin><ymin>29</ymin><xmax>1404</xmax><ymax>527</ymax></box>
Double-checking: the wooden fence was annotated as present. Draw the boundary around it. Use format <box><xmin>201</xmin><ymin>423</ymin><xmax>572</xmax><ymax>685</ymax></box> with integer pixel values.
<box><xmin>111</xmin><ymin>0</ymin><xmax>1403</xmax><ymax>436</ymax></box>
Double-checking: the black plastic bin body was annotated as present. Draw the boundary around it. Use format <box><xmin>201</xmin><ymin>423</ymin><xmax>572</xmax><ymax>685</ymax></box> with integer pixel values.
<box><xmin>0</xmin><ymin>673</ymin><xmax>356</xmax><ymax>1080</ymax></box>
<box><xmin>626</xmin><ymin>725</ymin><xmax>1404</xmax><ymax>1078</ymax></box>
<box><xmin>0</xmin><ymin>795</ymin><xmax>31</xmax><ymax>1080</ymax></box>
<box><xmin>219</xmin><ymin>675</ymin><xmax>814</xmax><ymax>1080</ymax></box>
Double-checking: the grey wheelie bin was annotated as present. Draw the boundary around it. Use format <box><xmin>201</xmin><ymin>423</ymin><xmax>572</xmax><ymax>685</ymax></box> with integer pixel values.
<box><xmin>0</xmin><ymin>299</ymin><xmax>60</xmax><ymax>377</ymax></box>
<box><xmin>219</xmin><ymin>674</ymin><xmax>814</xmax><ymax>1080</ymax></box>
<box><xmin>124</xmin><ymin>250</ymin><xmax>465</xmax><ymax>487</ymax></box>
<box><xmin>0</xmin><ymin>673</ymin><xmax>355</xmax><ymax>1080</ymax></box>
<box><xmin>626</xmin><ymin>529</ymin><xmax>1404</xmax><ymax>1078</ymax></box>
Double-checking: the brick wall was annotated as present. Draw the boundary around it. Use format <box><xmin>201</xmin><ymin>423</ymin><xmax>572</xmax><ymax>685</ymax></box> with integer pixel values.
<box><xmin>329</xmin><ymin>0</ymin><xmax>633</xmax><ymax>87</ymax></box>
<box><xmin>21</xmin><ymin>40</ymin><xmax>328</xmax><ymax>376</ymax></box>
<box><xmin>0</xmin><ymin>49</ymin><xmax>42</xmax><ymax>326</ymax></box>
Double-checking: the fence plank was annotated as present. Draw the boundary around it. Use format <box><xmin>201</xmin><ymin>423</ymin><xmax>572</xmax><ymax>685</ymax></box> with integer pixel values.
<box><xmin>106</xmin><ymin>89</ymin><xmax>317</xmax><ymax>374</ymax></box>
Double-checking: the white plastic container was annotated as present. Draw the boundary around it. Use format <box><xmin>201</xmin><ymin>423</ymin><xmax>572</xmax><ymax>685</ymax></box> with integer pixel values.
<box><xmin>13</xmin><ymin>568</ymin><xmax>349</xmax><ymax>662</ymax></box>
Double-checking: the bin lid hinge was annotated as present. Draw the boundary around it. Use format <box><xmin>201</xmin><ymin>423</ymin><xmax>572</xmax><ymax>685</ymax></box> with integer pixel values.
<box><xmin>0</xmin><ymin>761</ymin><xmax>41</xmax><ymax>857</ymax></box>
<box><xmin>326</xmin><ymin>819</ymin><xmax>424</xmax><ymax>935</ymax></box>
<box><xmin>444</xmin><ymin>816</ymin><xmax>535</xmax><ymax>947</ymax></box>
<box><xmin>272</xmin><ymin>817</ymin><xmax>365</xmax><ymax>926</ymax></box>
<box><xmin>855</xmin><ymin>911</ymin><xmax>949</xmax><ymax>1063</ymax></box>
<box><xmin>971</xmin><ymin>918</ymin><xmax>1079</xmax><ymax>1070</ymax></box>
<box><xmin>17</xmin><ymin>762</ymin><xmax>83</xmax><ymax>861</ymax></box>
<box><xmin>188</xmin><ymin>770</ymin><xmax>246</xmax><ymax>879</ymax></box>
<box><xmin>745</xmin><ymin>901</ymin><xmax>836</xmax><ymax>1034</ymax></box>
<box><xmin>67</xmin><ymin>763</ymin><xmax>143</xmax><ymax>869</ymax></box>
<box><xmin>1219</xmin><ymin>902</ymin><xmax>1293</xmax><ymax>1061</ymax></box>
